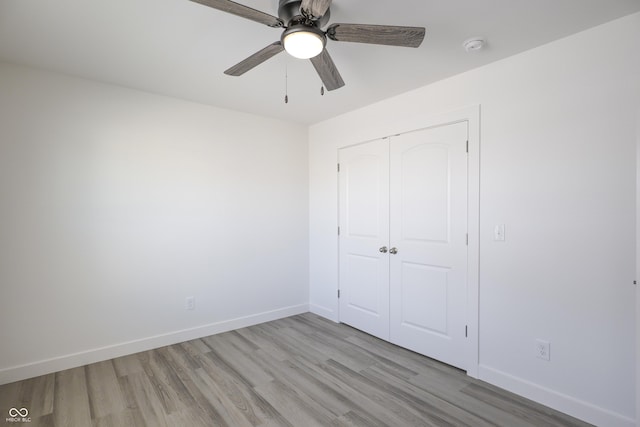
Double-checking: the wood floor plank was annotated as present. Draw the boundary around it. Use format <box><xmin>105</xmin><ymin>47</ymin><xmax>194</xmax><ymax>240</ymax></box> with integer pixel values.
<box><xmin>0</xmin><ymin>379</ymin><xmax>21</xmax><ymax>414</ymax></box>
<box><xmin>200</xmin><ymin>346</ymin><xmax>291</xmax><ymax>426</ymax></box>
<box><xmin>255</xmin><ymin>323</ymin><xmax>321</xmax><ymax>362</ymax></box>
<box><xmin>171</xmin><ymin>342</ymin><xmax>203</xmax><ymax>371</ymax></box>
<box><xmin>171</xmin><ymin>340</ymin><xmax>262</xmax><ymax>426</ymax></box>
<box><xmin>1</xmin><ymin>378</ymin><xmax>52</xmax><ymax>427</ymax></box>
<box><xmin>201</xmin><ymin>332</ymin><xmax>274</xmax><ymax>388</ymax></box>
<box><xmin>161</xmin><ymin>344</ymin><xmax>231</xmax><ymax>427</ymax></box>
<box><xmin>192</xmin><ymin>367</ymin><xmax>254</xmax><ymax>427</ymax></box>
<box><xmin>461</xmin><ymin>381</ymin><xmax>590</xmax><ymax>427</ymax></box>
<box><xmin>125</xmin><ymin>372</ymin><xmax>170</xmax><ymax>427</ymax></box>
<box><xmin>136</xmin><ymin>348</ymin><xmax>195</xmax><ymax>416</ymax></box>
<box><xmin>253</xmin><ymin>325</ymin><xmax>334</xmax><ymax>367</ymax></box>
<box><xmin>165</xmin><ymin>407</ymin><xmax>215</xmax><ymax>427</ymax></box>
<box><xmin>222</xmin><ymin>330</ymin><xmax>261</xmax><ymax>353</ymax></box>
<box><xmin>85</xmin><ymin>360</ymin><xmax>127</xmax><ymax>419</ymax></box>
<box><xmin>0</xmin><ymin>373</ymin><xmax>55</xmax><ymax>421</ymax></box>
<box><xmin>29</xmin><ymin>413</ymin><xmax>55</xmax><ymax>427</ymax></box>
<box><xmin>53</xmin><ymin>367</ymin><xmax>92</xmax><ymax>427</ymax></box>
<box><xmin>113</xmin><ymin>354</ymin><xmax>144</xmax><ymax>378</ymax></box>
<box><xmin>331</xmin><ymin>410</ymin><xmax>389</xmax><ymax>427</ymax></box>
<box><xmin>254</xmin><ymin>379</ymin><xmax>335</xmax><ymax>427</ymax></box>
<box><xmin>345</xmin><ymin>332</ymin><xmax>456</xmax><ymax>375</ymax></box>
<box><xmin>189</xmin><ymin>338</ymin><xmax>212</xmax><ymax>355</ymax></box>
<box><xmin>92</xmin><ymin>408</ymin><xmax>146</xmax><ymax>427</ymax></box>
<box><xmin>408</xmin><ymin>371</ymin><xmax>532</xmax><ymax>427</ymax></box>
<box><xmin>360</xmin><ymin>364</ymin><xmax>495</xmax><ymax>427</ymax></box>
<box><xmin>319</xmin><ymin>358</ymin><xmax>444</xmax><ymax>427</ymax></box>
<box><xmin>235</xmin><ymin>346</ymin><xmax>352</xmax><ymax>419</ymax></box>
<box><xmin>273</xmin><ymin>351</ymin><xmax>418</xmax><ymax>427</ymax></box>
<box><xmin>1</xmin><ymin>313</ymin><xmax>594</xmax><ymax>427</ymax></box>
<box><xmin>279</xmin><ymin>325</ymin><xmax>375</xmax><ymax>372</ymax></box>
<box><xmin>153</xmin><ymin>347</ymin><xmax>198</xmax><ymax>410</ymax></box>
<box><xmin>31</xmin><ymin>373</ymin><xmax>55</xmax><ymax>418</ymax></box>
<box><xmin>285</xmin><ymin>313</ymin><xmax>352</xmax><ymax>339</ymax></box>
<box><xmin>313</xmin><ymin>328</ymin><xmax>420</xmax><ymax>382</ymax></box>
<box><xmin>235</xmin><ymin>325</ymin><xmax>291</xmax><ymax>361</ymax></box>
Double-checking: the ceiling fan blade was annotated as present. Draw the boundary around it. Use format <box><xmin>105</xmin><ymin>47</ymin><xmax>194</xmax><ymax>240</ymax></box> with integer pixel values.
<box><xmin>189</xmin><ymin>0</ymin><xmax>283</xmax><ymax>27</ymax></box>
<box><xmin>300</xmin><ymin>0</ymin><xmax>332</xmax><ymax>19</ymax></box>
<box><xmin>310</xmin><ymin>49</ymin><xmax>345</xmax><ymax>91</ymax></box>
<box><xmin>224</xmin><ymin>42</ymin><xmax>284</xmax><ymax>76</ymax></box>
<box><xmin>327</xmin><ymin>23</ymin><xmax>425</xmax><ymax>48</ymax></box>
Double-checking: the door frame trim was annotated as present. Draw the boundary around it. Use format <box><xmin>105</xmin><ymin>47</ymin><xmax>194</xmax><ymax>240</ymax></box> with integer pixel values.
<box><xmin>635</xmin><ymin>107</ymin><xmax>639</xmax><ymax>424</ymax></box>
<box><xmin>465</xmin><ymin>106</ymin><xmax>481</xmax><ymax>378</ymax></box>
<box><xmin>336</xmin><ymin>105</ymin><xmax>481</xmax><ymax>378</ymax></box>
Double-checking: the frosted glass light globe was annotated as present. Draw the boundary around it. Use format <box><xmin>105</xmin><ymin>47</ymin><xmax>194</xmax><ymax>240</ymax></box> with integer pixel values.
<box><xmin>283</xmin><ymin>30</ymin><xmax>324</xmax><ymax>59</ymax></box>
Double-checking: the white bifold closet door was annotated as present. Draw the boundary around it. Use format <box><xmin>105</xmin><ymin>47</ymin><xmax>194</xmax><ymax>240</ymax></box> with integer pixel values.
<box><xmin>339</xmin><ymin>121</ymin><xmax>468</xmax><ymax>370</ymax></box>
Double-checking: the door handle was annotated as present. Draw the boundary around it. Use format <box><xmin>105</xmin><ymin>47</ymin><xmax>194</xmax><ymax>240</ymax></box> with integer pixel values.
<box><xmin>379</xmin><ymin>246</ymin><xmax>388</xmax><ymax>253</ymax></box>
<box><xmin>389</xmin><ymin>247</ymin><xmax>398</xmax><ymax>255</ymax></box>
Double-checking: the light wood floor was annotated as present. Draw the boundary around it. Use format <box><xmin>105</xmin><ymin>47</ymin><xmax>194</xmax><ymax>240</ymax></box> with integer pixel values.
<box><xmin>0</xmin><ymin>313</ymin><xmax>592</xmax><ymax>427</ymax></box>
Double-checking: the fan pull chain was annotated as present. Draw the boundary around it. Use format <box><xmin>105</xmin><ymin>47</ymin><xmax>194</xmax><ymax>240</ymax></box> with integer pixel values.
<box><xmin>321</xmin><ymin>86</ymin><xmax>325</xmax><ymax>96</ymax></box>
<box><xmin>284</xmin><ymin>63</ymin><xmax>289</xmax><ymax>104</ymax></box>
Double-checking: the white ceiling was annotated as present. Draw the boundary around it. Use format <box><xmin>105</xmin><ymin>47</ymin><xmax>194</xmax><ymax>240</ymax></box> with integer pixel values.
<box><xmin>1</xmin><ymin>0</ymin><xmax>639</xmax><ymax>125</ymax></box>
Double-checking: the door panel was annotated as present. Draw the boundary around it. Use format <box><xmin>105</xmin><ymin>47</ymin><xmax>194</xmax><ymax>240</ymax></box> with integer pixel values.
<box><xmin>344</xmin><ymin>254</ymin><xmax>382</xmax><ymax>315</ymax></box>
<box><xmin>346</xmin><ymin>156</ymin><xmax>382</xmax><ymax>238</ymax></box>
<box><xmin>401</xmin><ymin>144</ymin><xmax>450</xmax><ymax>243</ymax></box>
<box><xmin>338</xmin><ymin>139</ymin><xmax>390</xmax><ymax>340</ymax></box>
<box><xmin>390</xmin><ymin>122</ymin><xmax>468</xmax><ymax>370</ymax></box>
<box><xmin>400</xmin><ymin>263</ymin><xmax>449</xmax><ymax>336</ymax></box>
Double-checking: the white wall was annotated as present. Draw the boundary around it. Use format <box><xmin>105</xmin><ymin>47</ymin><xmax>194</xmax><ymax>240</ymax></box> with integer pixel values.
<box><xmin>309</xmin><ymin>13</ymin><xmax>640</xmax><ymax>427</ymax></box>
<box><xmin>0</xmin><ymin>62</ymin><xmax>309</xmax><ymax>383</ymax></box>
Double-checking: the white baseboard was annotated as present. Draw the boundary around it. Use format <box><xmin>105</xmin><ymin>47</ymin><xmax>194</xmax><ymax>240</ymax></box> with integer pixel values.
<box><xmin>0</xmin><ymin>304</ymin><xmax>309</xmax><ymax>385</ymax></box>
<box><xmin>309</xmin><ymin>303</ymin><xmax>337</xmax><ymax>322</ymax></box>
<box><xmin>479</xmin><ymin>365</ymin><xmax>635</xmax><ymax>427</ymax></box>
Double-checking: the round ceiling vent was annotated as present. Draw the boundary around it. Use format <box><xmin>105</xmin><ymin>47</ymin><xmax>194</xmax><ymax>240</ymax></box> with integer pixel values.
<box><xmin>463</xmin><ymin>37</ymin><xmax>486</xmax><ymax>52</ymax></box>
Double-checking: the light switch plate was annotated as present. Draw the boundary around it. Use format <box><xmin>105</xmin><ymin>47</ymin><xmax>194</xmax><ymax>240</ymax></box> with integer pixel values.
<box><xmin>494</xmin><ymin>224</ymin><xmax>505</xmax><ymax>241</ymax></box>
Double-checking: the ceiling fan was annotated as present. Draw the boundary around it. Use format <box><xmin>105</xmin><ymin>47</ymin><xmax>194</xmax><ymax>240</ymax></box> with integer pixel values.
<box><xmin>189</xmin><ymin>0</ymin><xmax>426</xmax><ymax>91</ymax></box>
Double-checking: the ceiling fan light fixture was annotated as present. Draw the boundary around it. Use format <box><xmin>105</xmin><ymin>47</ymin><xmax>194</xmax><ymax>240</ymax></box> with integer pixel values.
<box><xmin>282</xmin><ymin>25</ymin><xmax>326</xmax><ymax>59</ymax></box>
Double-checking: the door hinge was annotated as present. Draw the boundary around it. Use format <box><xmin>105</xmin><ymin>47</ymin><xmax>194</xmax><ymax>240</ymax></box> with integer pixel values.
<box><xmin>338</xmin><ymin>226</ymin><xmax>340</xmax><ymax>236</ymax></box>
<box><xmin>465</xmin><ymin>325</ymin><xmax>468</xmax><ymax>337</ymax></box>
<box><xmin>466</xmin><ymin>234</ymin><xmax>468</xmax><ymax>245</ymax></box>
<box><xmin>634</xmin><ymin>280</ymin><xmax>637</xmax><ymax>285</ymax></box>
<box><xmin>466</xmin><ymin>140</ymin><xmax>469</xmax><ymax>153</ymax></box>
<box><xmin>338</xmin><ymin>289</ymin><xmax>341</xmax><ymax>298</ymax></box>
<box><xmin>337</xmin><ymin>163</ymin><xmax>340</xmax><ymax>172</ymax></box>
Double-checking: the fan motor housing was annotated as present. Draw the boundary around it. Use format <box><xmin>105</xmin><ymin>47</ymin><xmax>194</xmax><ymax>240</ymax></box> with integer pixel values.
<box><xmin>278</xmin><ymin>0</ymin><xmax>331</xmax><ymax>27</ymax></box>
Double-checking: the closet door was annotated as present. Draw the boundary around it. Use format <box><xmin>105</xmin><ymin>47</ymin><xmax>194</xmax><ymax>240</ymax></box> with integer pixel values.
<box><xmin>389</xmin><ymin>122</ymin><xmax>468</xmax><ymax>370</ymax></box>
<box><xmin>338</xmin><ymin>139</ymin><xmax>390</xmax><ymax>340</ymax></box>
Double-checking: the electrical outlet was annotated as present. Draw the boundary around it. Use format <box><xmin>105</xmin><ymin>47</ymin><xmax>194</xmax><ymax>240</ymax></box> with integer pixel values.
<box><xmin>185</xmin><ymin>296</ymin><xmax>195</xmax><ymax>310</ymax></box>
<box><xmin>535</xmin><ymin>339</ymin><xmax>550</xmax><ymax>361</ymax></box>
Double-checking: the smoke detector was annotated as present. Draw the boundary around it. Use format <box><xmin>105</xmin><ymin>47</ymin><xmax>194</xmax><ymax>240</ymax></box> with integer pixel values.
<box><xmin>463</xmin><ymin>37</ymin><xmax>486</xmax><ymax>52</ymax></box>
